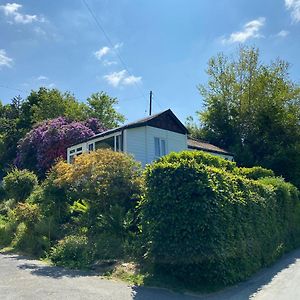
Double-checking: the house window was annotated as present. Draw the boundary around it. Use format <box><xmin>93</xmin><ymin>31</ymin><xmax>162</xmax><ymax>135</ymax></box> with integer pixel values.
<box><xmin>88</xmin><ymin>143</ymin><xmax>94</xmax><ymax>152</ymax></box>
<box><xmin>68</xmin><ymin>146</ymin><xmax>83</xmax><ymax>164</ymax></box>
<box><xmin>95</xmin><ymin>136</ymin><xmax>115</xmax><ymax>150</ymax></box>
<box><xmin>94</xmin><ymin>135</ymin><xmax>122</xmax><ymax>152</ymax></box>
<box><xmin>154</xmin><ymin>137</ymin><xmax>167</xmax><ymax>158</ymax></box>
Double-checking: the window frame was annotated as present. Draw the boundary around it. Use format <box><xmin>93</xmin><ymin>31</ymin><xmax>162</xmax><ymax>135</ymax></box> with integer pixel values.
<box><xmin>154</xmin><ymin>137</ymin><xmax>167</xmax><ymax>158</ymax></box>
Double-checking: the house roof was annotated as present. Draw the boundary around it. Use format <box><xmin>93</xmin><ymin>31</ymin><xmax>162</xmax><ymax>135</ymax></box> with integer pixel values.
<box><xmin>84</xmin><ymin>109</ymin><xmax>189</xmax><ymax>143</ymax></box>
<box><xmin>187</xmin><ymin>138</ymin><xmax>234</xmax><ymax>156</ymax></box>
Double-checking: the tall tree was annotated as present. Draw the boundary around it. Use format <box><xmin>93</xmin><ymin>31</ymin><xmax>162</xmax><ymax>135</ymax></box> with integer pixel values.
<box><xmin>86</xmin><ymin>92</ymin><xmax>125</xmax><ymax>128</ymax></box>
<box><xmin>193</xmin><ymin>46</ymin><xmax>300</xmax><ymax>187</ymax></box>
<box><xmin>0</xmin><ymin>88</ymin><xmax>124</xmax><ymax>178</ymax></box>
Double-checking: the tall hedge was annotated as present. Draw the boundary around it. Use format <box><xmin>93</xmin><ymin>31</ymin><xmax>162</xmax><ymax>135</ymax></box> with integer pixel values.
<box><xmin>141</xmin><ymin>151</ymin><xmax>300</xmax><ymax>286</ymax></box>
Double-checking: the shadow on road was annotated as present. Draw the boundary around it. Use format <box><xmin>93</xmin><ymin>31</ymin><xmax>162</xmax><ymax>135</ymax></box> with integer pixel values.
<box><xmin>3</xmin><ymin>248</ymin><xmax>300</xmax><ymax>299</ymax></box>
<box><xmin>17</xmin><ymin>262</ymin><xmax>93</xmax><ymax>279</ymax></box>
<box><xmin>131</xmin><ymin>248</ymin><xmax>300</xmax><ymax>300</ymax></box>
<box><xmin>3</xmin><ymin>255</ymin><xmax>93</xmax><ymax>279</ymax></box>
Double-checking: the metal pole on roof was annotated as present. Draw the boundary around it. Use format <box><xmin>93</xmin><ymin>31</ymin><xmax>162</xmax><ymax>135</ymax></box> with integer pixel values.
<box><xmin>149</xmin><ymin>91</ymin><xmax>153</xmax><ymax>116</ymax></box>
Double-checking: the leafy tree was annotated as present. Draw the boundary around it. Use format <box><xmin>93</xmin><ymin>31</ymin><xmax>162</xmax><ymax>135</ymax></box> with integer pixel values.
<box><xmin>193</xmin><ymin>46</ymin><xmax>300</xmax><ymax>187</ymax></box>
<box><xmin>21</xmin><ymin>87</ymin><xmax>87</xmax><ymax>125</ymax></box>
<box><xmin>0</xmin><ymin>96</ymin><xmax>28</xmax><ymax>178</ymax></box>
<box><xmin>0</xmin><ymin>88</ymin><xmax>124</xmax><ymax>178</ymax></box>
<box><xmin>15</xmin><ymin>117</ymin><xmax>106</xmax><ymax>176</ymax></box>
<box><xmin>86</xmin><ymin>92</ymin><xmax>125</xmax><ymax>128</ymax></box>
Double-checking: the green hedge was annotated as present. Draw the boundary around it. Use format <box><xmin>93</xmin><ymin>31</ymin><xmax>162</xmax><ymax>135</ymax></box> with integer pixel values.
<box><xmin>234</xmin><ymin>166</ymin><xmax>275</xmax><ymax>180</ymax></box>
<box><xmin>141</xmin><ymin>151</ymin><xmax>300</xmax><ymax>286</ymax></box>
<box><xmin>156</xmin><ymin>150</ymin><xmax>236</xmax><ymax>171</ymax></box>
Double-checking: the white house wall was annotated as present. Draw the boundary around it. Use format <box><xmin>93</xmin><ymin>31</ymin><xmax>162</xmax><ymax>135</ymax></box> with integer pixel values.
<box><xmin>125</xmin><ymin>126</ymin><xmax>187</xmax><ymax>166</ymax></box>
<box><xmin>124</xmin><ymin>127</ymin><xmax>147</xmax><ymax>165</ymax></box>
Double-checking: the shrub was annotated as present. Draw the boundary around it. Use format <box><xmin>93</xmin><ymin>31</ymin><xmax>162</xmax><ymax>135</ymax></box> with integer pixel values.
<box><xmin>13</xmin><ymin>202</ymin><xmax>41</xmax><ymax>228</ymax></box>
<box><xmin>234</xmin><ymin>166</ymin><xmax>275</xmax><ymax>180</ymax></box>
<box><xmin>10</xmin><ymin>222</ymin><xmax>49</xmax><ymax>256</ymax></box>
<box><xmin>0</xmin><ymin>215</ymin><xmax>17</xmax><ymax>246</ymax></box>
<box><xmin>0</xmin><ymin>184</ymin><xmax>5</xmax><ymax>202</ymax></box>
<box><xmin>15</xmin><ymin>117</ymin><xmax>106</xmax><ymax>177</ymax></box>
<box><xmin>49</xmin><ymin>235</ymin><xmax>94</xmax><ymax>268</ymax></box>
<box><xmin>140</xmin><ymin>151</ymin><xmax>300</xmax><ymax>286</ymax></box>
<box><xmin>157</xmin><ymin>150</ymin><xmax>236</xmax><ymax>171</ymax></box>
<box><xmin>3</xmin><ymin>169</ymin><xmax>38</xmax><ymax>202</ymax></box>
<box><xmin>53</xmin><ymin>149</ymin><xmax>143</xmax><ymax>235</ymax></box>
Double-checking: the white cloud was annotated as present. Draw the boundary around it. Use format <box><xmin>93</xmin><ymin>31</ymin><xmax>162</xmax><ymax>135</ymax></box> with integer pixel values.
<box><xmin>285</xmin><ymin>0</ymin><xmax>300</xmax><ymax>22</ymax></box>
<box><xmin>94</xmin><ymin>46</ymin><xmax>110</xmax><ymax>60</ymax></box>
<box><xmin>222</xmin><ymin>17</ymin><xmax>265</xmax><ymax>44</ymax></box>
<box><xmin>277</xmin><ymin>30</ymin><xmax>290</xmax><ymax>37</ymax></box>
<box><xmin>123</xmin><ymin>75</ymin><xmax>142</xmax><ymax>85</ymax></box>
<box><xmin>94</xmin><ymin>43</ymin><xmax>123</xmax><ymax>61</ymax></box>
<box><xmin>113</xmin><ymin>43</ymin><xmax>123</xmax><ymax>50</ymax></box>
<box><xmin>0</xmin><ymin>49</ymin><xmax>13</xmax><ymax>68</ymax></box>
<box><xmin>103</xmin><ymin>60</ymin><xmax>118</xmax><ymax>66</ymax></box>
<box><xmin>0</xmin><ymin>3</ymin><xmax>43</xmax><ymax>24</ymax></box>
<box><xmin>103</xmin><ymin>70</ymin><xmax>142</xmax><ymax>87</ymax></box>
<box><xmin>37</xmin><ymin>75</ymin><xmax>48</xmax><ymax>81</ymax></box>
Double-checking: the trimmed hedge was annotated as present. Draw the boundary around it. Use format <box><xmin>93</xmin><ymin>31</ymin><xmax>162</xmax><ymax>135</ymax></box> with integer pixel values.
<box><xmin>141</xmin><ymin>151</ymin><xmax>300</xmax><ymax>286</ymax></box>
<box><xmin>234</xmin><ymin>166</ymin><xmax>275</xmax><ymax>180</ymax></box>
<box><xmin>156</xmin><ymin>150</ymin><xmax>236</xmax><ymax>171</ymax></box>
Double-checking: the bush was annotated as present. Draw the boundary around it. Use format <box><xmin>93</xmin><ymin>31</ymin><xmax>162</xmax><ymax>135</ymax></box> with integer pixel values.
<box><xmin>10</xmin><ymin>222</ymin><xmax>50</xmax><ymax>256</ymax></box>
<box><xmin>13</xmin><ymin>202</ymin><xmax>41</xmax><ymax>228</ymax></box>
<box><xmin>15</xmin><ymin>117</ymin><xmax>106</xmax><ymax>177</ymax></box>
<box><xmin>157</xmin><ymin>150</ymin><xmax>236</xmax><ymax>171</ymax></box>
<box><xmin>3</xmin><ymin>169</ymin><xmax>38</xmax><ymax>202</ymax></box>
<box><xmin>52</xmin><ymin>149</ymin><xmax>143</xmax><ymax>237</ymax></box>
<box><xmin>0</xmin><ymin>184</ymin><xmax>5</xmax><ymax>201</ymax></box>
<box><xmin>234</xmin><ymin>166</ymin><xmax>275</xmax><ymax>180</ymax></box>
<box><xmin>49</xmin><ymin>235</ymin><xmax>94</xmax><ymax>268</ymax></box>
<box><xmin>0</xmin><ymin>215</ymin><xmax>17</xmax><ymax>246</ymax></box>
<box><xmin>140</xmin><ymin>151</ymin><xmax>300</xmax><ymax>286</ymax></box>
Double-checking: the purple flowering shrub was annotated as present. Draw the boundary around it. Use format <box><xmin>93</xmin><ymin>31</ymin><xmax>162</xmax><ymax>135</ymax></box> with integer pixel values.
<box><xmin>15</xmin><ymin>117</ymin><xmax>106</xmax><ymax>176</ymax></box>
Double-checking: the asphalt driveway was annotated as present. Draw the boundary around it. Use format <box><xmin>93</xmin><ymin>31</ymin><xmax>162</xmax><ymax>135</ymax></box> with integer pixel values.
<box><xmin>1</xmin><ymin>248</ymin><xmax>300</xmax><ymax>299</ymax></box>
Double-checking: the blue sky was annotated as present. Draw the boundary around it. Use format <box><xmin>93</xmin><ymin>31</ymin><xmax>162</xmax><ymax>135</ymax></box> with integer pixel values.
<box><xmin>0</xmin><ymin>0</ymin><xmax>300</xmax><ymax>123</ymax></box>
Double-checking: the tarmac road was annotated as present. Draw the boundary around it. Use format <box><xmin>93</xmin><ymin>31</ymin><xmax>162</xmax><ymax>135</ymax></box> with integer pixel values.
<box><xmin>1</xmin><ymin>248</ymin><xmax>300</xmax><ymax>300</ymax></box>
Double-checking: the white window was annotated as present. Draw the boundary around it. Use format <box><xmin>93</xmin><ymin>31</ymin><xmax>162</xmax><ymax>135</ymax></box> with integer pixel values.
<box><xmin>69</xmin><ymin>146</ymin><xmax>83</xmax><ymax>163</ymax></box>
<box><xmin>154</xmin><ymin>137</ymin><xmax>167</xmax><ymax>158</ymax></box>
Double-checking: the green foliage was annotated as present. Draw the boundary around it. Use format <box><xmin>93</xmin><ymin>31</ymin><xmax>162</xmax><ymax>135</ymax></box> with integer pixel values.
<box><xmin>53</xmin><ymin>149</ymin><xmax>143</xmax><ymax>235</ymax></box>
<box><xmin>157</xmin><ymin>150</ymin><xmax>236</xmax><ymax>171</ymax></box>
<box><xmin>193</xmin><ymin>46</ymin><xmax>300</xmax><ymax>188</ymax></box>
<box><xmin>234</xmin><ymin>166</ymin><xmax>275</xmax><ymax>180</ymax></box>
<box><xmin>10</xmin><ymin>222</ymin><xmax>50</xmax><ymax>256</ymax></box>
<box><xmin>49</xmin><ymin>235</ymin><xmax>94</xmax><ymax>268</ymax></box>
<box><xmin>3</xmin><ymin>169</ymin><xmax>38</xmax><ymax>201</ymax></box>
<box><xmin>0</xmin><ymin>88</ymin><xmax>124</xmax><ymax>179</ymax></box>
<box><xmin>0</xmin><ymin>215</ymin><xmax>17</xmax><ymax>246</ymax></box>
<box><xmin>140</xmin><ymin>151</ymin><xmax>300</xmax><ymax>286</ymax></box>
<box><xmin>86</xmin><ymin>92</ymin><xmax>125</xmax><ymax>128</ymax></box>
<box><xmin>13</xmin><ymin>202</ymin><xmax>41</xmax><ymax>228</ymax></box>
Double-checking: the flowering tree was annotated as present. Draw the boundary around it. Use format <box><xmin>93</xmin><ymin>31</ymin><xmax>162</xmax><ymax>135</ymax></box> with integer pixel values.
<box><xmin>15</xmin><ymin>117</ymin><xmax>106</xmax><ymax>176</ymax></box>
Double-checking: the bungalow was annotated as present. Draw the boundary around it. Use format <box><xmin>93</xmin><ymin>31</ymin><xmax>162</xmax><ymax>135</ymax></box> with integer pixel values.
<box><xmin>67</xmin><ymin>109</ymin><xmax>234</xmax><ymax>165</ymax></box>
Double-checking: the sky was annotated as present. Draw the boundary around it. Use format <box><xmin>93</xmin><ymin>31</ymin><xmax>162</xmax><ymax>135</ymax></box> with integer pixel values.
<box><xmin>0</xmin><ymin>0</ymin><xmax>300</xmax><ymax>123</ymax></box>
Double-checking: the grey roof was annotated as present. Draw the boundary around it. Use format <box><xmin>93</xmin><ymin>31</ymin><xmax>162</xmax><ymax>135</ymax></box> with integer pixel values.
<box><xmin>187</xmin><ymin>138</ymin><xmax>234</xmax><ymax>156</ymax></box>
<box><xmin>84</xmin><ymin>109</ymin><xmax>188</xmax><ymax>143</ymax></box>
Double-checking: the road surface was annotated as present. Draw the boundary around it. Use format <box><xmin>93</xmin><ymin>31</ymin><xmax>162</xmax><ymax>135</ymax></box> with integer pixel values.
<box><xmin>1</xmin><ymin>248</ymin><xmax>300</xmax><ymax>299</ymax></box>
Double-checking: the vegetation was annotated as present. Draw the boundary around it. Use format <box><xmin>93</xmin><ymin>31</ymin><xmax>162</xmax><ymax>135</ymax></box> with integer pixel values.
<box><xmin>3</xmin><ymin>169</ymin><xmax>38</xmax><ymax>202</ymax></box>
<box><xmin>0</xmin><ymin>47</ymin><xmax>300</xmax><ymax>292</ymax></box>
<box><xmin>15</xmin><ymin>117</ymin><xmax>105</xmax><ymax>176</ymax></box>
<box><xmin>188</xmin><ymin>46</ymin><xmax>300</xmax><ymax>188</ymax></box>
<box><xmin>0</xmin><ymin>87</ymin><xmax>124</xmax><ymax>178</ymax></box>
<box><xmin>140</xmin><ymin>151</ymin><xmax>300</xmax><ymax>287</ymax></box>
